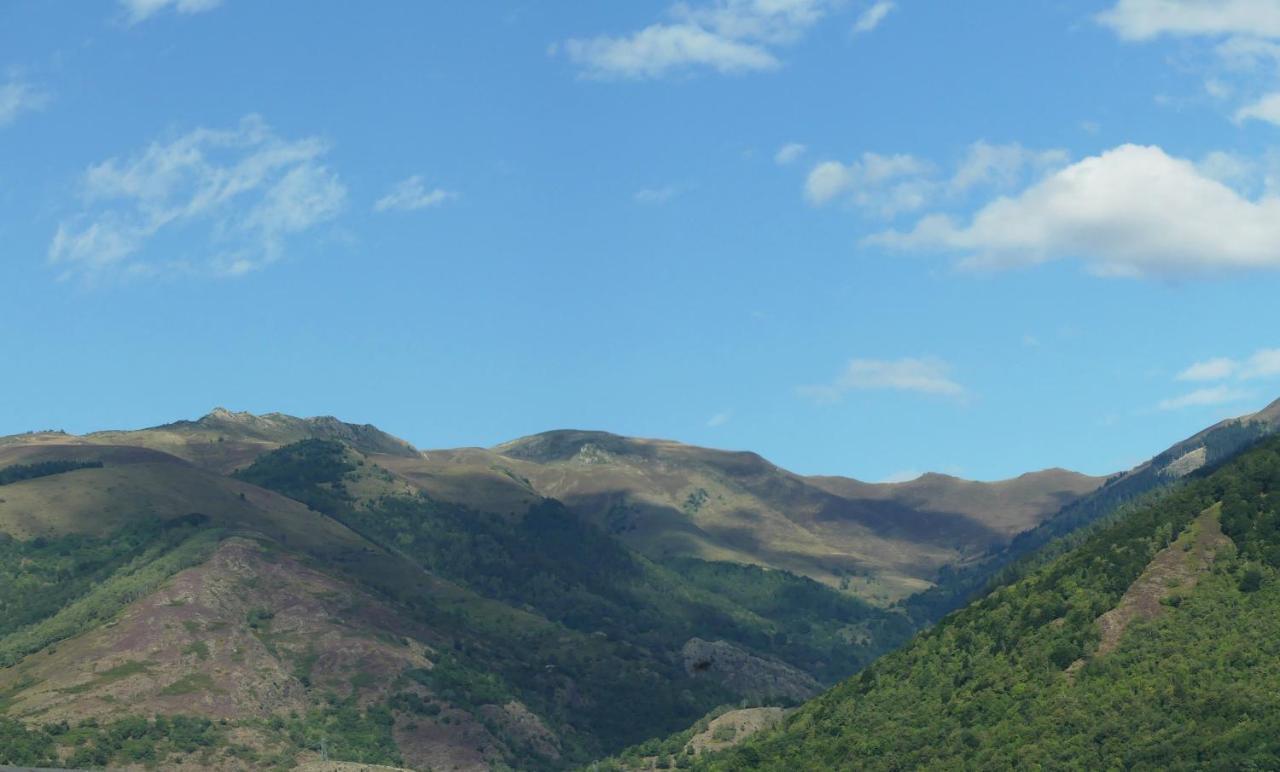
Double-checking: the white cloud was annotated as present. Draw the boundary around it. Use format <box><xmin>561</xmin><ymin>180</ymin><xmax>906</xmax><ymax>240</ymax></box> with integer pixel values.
<box><xmin>853</xmin><ymin>1</ymin><xmax>895</xmax><ymax>33</ymax></box>
<box><xmin>374</xmin><ymin>176</ymin><xmax>458</xmax><ymax>213</ymax></box>
<box><xmin>634</xmin><ymin>185</ymin><xmax>680</xmax><ymax>205</ymax></box>
<box><xmin>1157</xmin><ymin>385</ymin><xmax>1253</xmax><ymax>411</ymax></box>
<box><xmin>805</xmin><ymin>152</ymin><xmax>934</xmax><ymax>214</ymax></box>
<box><xmin>1177</xmin><ymin>357</ymin><xmax>1239</xmax><ymax>381</ymax></box>
<box><xmin>0</xmin><ymin>79</ymin><xmax>48</xmax><ymax>127</ymax></box>
<box><xmin>805</xmin><ymin>141</ymin><xmax>1066</xmax><ymax>217</ymax></box>
<box><xmin>775</xmin><ymin>142</ymin><xmax>807</xmax><ymax>165</ymax></box>
<box><xmin>48</xmin><ymin>114</ymin><xmax>345</xmax><ymax>283</ymax></box>
<box><xmin>1196</xmin><ymin>150</ymin><xmax>1257</xmax><ymax>189</ymax></box>
<box><xmin>880</xmin><ymin>469</ymin><xmax>923</xmax><ymax>483</ymax></box>
<box><xmin>1174</xmin><ymin>348</ymin><xmax>1280</xmax><ymax>385</ymax></box>
<box><xmin>121</xmin><ymin>0</ymin><xmax>222</xmax><ymax>24</ymax></box>
<box><xmin>706</xmin><ymin>410</ymin><xmax>733</xmax><ymax>427</ymax></box>
<box><xmin>560</xmin><ymin>0</ymin><xmax>837</xmax><ymax>79</ymax></box>
<box><xmin>870</xmin><ymin>144</ymin><xmax>1280</xmax><ymax>278</ymax></box>
<box><xmin>799</xmin><ymin>357</ymin><xmax>964</xmax><ymax>403</ymax></box>
<box><xmin>1242</xmin><ymin>348</ymin><xmax>1280</xmax><ymax>378</ymax></box>
<box><xmin>1098</xmin><ymin>0</ymin><xmax>1280</xmax><ymax>41</ymax></box>
<box><xmin>1236</xmin><ymin>92</ymin><xmax>1280</xmax><ymax>124</ymax></box>
<box><xmin>948</xmin><ymin>141</ymin><xmax>1068</xmax><ymax>194</ymax></box>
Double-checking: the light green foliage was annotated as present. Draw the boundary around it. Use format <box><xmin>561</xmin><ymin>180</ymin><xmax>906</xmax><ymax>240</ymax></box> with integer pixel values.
<box><xmin>0</xmin><ymin>518</ymin><xmax>221</xmax><ymax>667</ymax></box>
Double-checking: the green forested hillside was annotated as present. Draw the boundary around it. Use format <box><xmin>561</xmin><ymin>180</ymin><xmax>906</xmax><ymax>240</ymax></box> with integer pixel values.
<box><xmin>692</xmin><ymin>434</ymin><xmax>1280</xmax><ymax>771</ymax></box>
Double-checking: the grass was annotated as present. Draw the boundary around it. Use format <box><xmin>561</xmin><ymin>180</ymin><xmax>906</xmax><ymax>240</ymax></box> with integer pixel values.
<box><xmin>59</xmin><ymin>660</ymin><xmax>153</xmax><ymax>695</ymax></box>
<box><xmin>159</xmin><ymin>672</ymin><xmax>221</xmax><ymax>696</ymax></box>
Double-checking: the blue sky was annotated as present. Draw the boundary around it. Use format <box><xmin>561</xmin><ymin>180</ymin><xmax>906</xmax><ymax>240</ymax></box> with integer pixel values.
<box><xmin>4</xmin><ymin>0</ymin><xmax>1280</xmax><ymax>481</ymax></box>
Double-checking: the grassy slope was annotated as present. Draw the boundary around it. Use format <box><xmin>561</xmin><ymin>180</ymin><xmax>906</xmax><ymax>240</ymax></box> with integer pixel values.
<box><xmin>473</xmin><ymin>430</ymin><xmax>1102</xmax><ymax>602</ymax></box>
<box><xmin>690</xmin><ymin>433</ymin><xmax>1280</xmax><ymax>771</ymax></box>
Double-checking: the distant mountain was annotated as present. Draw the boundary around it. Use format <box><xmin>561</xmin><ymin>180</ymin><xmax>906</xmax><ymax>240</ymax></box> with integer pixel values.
<box><xmin>686</xmin><ymin>416</ymin><xmax>1280</xmax><ymax>770</ymax></box>
<box><xmin>425</xmin><ymin>429</ymin><xmax>1101</xmax><ymax>603</ymax></box>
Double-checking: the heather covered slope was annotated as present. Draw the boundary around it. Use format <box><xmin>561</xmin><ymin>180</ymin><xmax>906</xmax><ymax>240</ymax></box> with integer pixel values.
<box><xmin>690</xmin><ymin>433</ymin><xmax>1280</xmax><ymax>771</ymax></box>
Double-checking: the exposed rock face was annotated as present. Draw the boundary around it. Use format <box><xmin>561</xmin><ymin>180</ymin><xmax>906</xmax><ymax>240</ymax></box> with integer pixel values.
<box><xmin>681</xmin><ymin>638</ymin><xmax>820</xmax><ymax>703</ymax></box>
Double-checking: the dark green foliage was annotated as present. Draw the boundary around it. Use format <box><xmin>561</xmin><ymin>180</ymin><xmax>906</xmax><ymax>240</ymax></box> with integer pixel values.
<box><xmin>0</xmin><ymin>715</ymin><xmax>223</xmax><ymax>768</ymax></box>
<box><xmin>0</xmin><ymin>459</ymin><xmax>103</xmax><ymax>486</ymax></box>
<box><xmin>697</xmin><ymin>434</ymin><xmax>1280</xmax><ymax>770</ymax></box>
<box><xmin>666</xmin><ymin>558</ymin><xmax>914</xmax><ymax>682</ymax></box>
<box><xmin>233</xmin><ymin>439</ymin><xmax>356</xmax><ymax>513</ymax></box>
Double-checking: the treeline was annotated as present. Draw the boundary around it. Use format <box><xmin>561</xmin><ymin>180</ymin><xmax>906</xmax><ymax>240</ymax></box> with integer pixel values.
<box><xmin>0</xmin><ymin>459</ymin><xmax>102</xmax><ymax>486</ymax></box>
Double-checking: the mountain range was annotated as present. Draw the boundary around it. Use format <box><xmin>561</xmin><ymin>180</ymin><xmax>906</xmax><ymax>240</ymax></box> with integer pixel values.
<box><xmin>2</xmin><ymin>399</ymin><xmax>1279</xmax><ymax>769</ymax></box>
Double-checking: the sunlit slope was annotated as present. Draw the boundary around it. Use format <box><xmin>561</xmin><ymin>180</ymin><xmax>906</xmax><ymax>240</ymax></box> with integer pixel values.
<box><xmin>1</xmin><ymin>411</ymin><xmax>1104</xmax><ymax>603</ymax></box>
<box><xmin>480</xmin><ymin>430</ymin><xmax>1101</xmax><ymax>601</ymax></box>
<box><xmin>694</xmin><ymin>432</ymin><xmax>1280</xmax><ymax>771</ymax></box>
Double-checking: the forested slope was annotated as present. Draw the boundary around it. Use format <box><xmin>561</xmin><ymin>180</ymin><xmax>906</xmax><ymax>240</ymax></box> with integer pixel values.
<box><xmin>692</xmin><ymin>434</ymin><xmax>1280</xmax><ymax>770</ymax></box>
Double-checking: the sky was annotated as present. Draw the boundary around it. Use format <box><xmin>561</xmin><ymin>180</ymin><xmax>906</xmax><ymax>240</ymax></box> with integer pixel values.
<box><xmin>3</xmin><ymin>0</ymin><xmax>1280</xmax><ymax>482</ymax></box>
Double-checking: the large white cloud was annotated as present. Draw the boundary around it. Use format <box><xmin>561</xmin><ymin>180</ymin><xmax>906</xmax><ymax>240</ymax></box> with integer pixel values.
<box><xmin>560</xmin><ymin>0</ymin><xmax>844</xmax><ymax>79</ymax></box>
<box><xmin>870</xmin><ymin>144</ymin><xmax>1280</xmax><ymax>277</ymax></box>
<box><xmin>49</xmin><ymin>115</ymin><xmax>346</xmax><ymax>282</ymax></box>
<box><xmin>1098</xmin><ymin>0</ymin><xmax>1280</xmax><ymax>41</ymax></box>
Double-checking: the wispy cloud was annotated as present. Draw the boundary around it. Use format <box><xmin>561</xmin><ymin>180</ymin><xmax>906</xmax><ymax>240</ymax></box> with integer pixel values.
<box><xmin>634</xmin><ymin>185</ymin><xmax>680</xmax><ymax>205</ymax></box>
<box><xmin>1235</xmin><ymin>92</ymin><xmax>1280</xmax><ymax>125</ymax></box>
<box><xmin>869</xmin><ymin>144</ymin><xmax>1280</xmax><ymax>278</ymax></box>
<box><xmin>774</xmin><ymin>142</ymin><xmax>807</xmax><ymax>165</ymax></box>
<box><xmin>804</xmin><ymin>141</ymin><xmax>1065</xmax><ymax>217</ymax></box>
<box><xmin>1098</xmin><ymin>1</ymin><xmax>1280</xmax><ymax>130</ymax></box>
<box><xmin>48</xmin><ymin>114</ymin><xmax>346</xmax><ymax>283</ymax></box>
<box><xmin>374</xmin><ymin>176</ymin><xmax>458</xmax><ymax>213</ymax></box>
<box><xmin>559</xmin><ymin>0</ymin><xmax>842</xmax><ymax>79</ymax></box>
<box><xmin>1177</xmin><ymin>348</ymin><xmax>1280</xmax><ymax>382</ymax></box>
<box><xmin>1157</xmin><ymin>385</ymin><xmax>1253</xmax><ymax>411</ymax></box>
<box><xmin>799</xmin><ymin>356</ymin><xmax>965</xmax><ymax>403</ymax></box>
<box><xmin>0</xmin><ymin>78</ymin><xmax>49</xmax><ymax>127</ymax></box>
<box><xmin>706</xmin><ymin>410</ymin><xmax>733</xmax><ymax>427</ymax></box>
<box><xmin>852</xmin><ymin>1</ymin><xmax>895</xmax><ymax>34</ymax></box>
<box><xmin>880</xmin><ymin>468</ymin><xmax>922</xmax><ymax>483</ymax></box>
<box><xmin>1098</xmin><ymin>0</ymin><xmax>1280</xmax><ymax>41</ymax></box>
<box><xmin>120</xmin><ymin>0</ymin><xmax>222</xmax><ymax>24</ymax></box>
